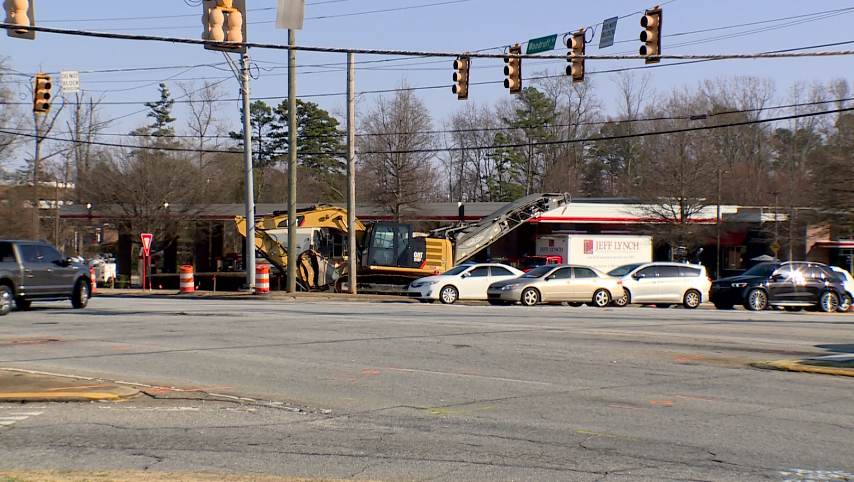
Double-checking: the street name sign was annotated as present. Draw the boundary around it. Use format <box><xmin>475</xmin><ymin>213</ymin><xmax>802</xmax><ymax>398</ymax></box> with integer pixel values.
<box><xmin>526</xmin><ymin>34</ymin><xmax>557</xmax><ymax>54</ymax></box>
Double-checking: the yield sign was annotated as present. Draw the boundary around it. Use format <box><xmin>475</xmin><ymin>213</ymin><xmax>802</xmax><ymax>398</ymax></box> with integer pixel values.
<box><xmin>141</xmin><ymin>233</ymin><xmax>153</xmax><ymax>257</ymax></box>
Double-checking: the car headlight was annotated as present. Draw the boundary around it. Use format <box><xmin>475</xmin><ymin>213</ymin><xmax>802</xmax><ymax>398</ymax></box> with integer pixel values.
<box><xmin>731</xmin><ymin>282</ymin><xmax>748</xmax><ymax>288</ymax></box>
<box><xmin>501</xmin><ymin>284</ymin><xmax>519</xmax><ymax>291</ymax></box>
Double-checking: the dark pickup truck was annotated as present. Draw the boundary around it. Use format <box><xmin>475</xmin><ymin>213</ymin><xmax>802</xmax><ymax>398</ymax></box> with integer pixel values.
<box><xmin>0</xmin><ymin>240</ymin><xmax>92</xmax><ymax>316</ymax></box>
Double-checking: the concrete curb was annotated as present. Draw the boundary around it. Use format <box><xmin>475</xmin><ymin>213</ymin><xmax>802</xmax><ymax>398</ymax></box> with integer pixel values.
<box><xmin>93</xmin><ymin>288</ymin><xmax>416</xmax><ymax>304</ymax></box>
<box><xmin>751</xmin><ymin>359</ymin><xmax>854</xmax><ymax>377</ymax></box>
<box><xmin>0</xmin><ymin>368</ymin><xmax>140</xmax><ymax>402</ymax></box>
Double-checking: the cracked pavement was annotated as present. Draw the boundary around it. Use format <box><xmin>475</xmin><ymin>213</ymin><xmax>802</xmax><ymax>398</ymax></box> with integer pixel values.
<box><xmin>0</xmin><ymin>297</ymin><xmax>852</xmax><ymax>481</ymax></box>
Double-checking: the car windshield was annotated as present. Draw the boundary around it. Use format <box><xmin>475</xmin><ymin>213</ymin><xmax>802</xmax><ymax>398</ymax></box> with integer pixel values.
<box><xmin>743</xmin><ymin>263</ymin><xmax>780</xmax><ymax>278</ymax></box>
<box><xmin>608</xmin><ymin>264</ymin><xmax>642</xmax><ymax>277</ymax></box>
<box><xmin>442</xmin><ymin>266</ymin><xmax>471</xmax><ymax>276</ymax></box>
<box><xmin>521</xmin><ymin>266</ymin><xmax>554</xmax><ymax>278</ymax></box>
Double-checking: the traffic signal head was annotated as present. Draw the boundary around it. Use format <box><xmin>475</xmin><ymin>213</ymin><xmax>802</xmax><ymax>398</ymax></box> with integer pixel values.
<box><xmin>202</xmin><ymin>0</ymin><xmax>246</xmax><ymax>53</ymax></box>
<box><xmin>452</xmin><ymin>56</ymin><xmax>470</xmax><ymax>101</ymax></box>
<box><xmin>566</xmin><ymin>29</ymin><xmax>585</xmax><ymax>83</ymax></box>
<box><xmin>4</xmin><ymin>0</ymin><xmax>35</xmax><ymax>40</ymax></box>
<box><xmin>503</xmin><ymin>44</ymin><xmax>522</xmax><ymax>95</ymax></box>
<box><xmin>33</xmin><ymin>73</ymin><xmax>51</xmax><ymax>113</ymax></box>
<box><xmin>639</xmin><ymin>6</ymin><xmax>662</xmax><ymax>64</ymax></box>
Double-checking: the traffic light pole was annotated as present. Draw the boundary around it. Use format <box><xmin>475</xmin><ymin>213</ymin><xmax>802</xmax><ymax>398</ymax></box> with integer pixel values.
<box><xmin>287</xmin><ymin>29</ymin><xmax>297</xmax><ymax>293</ymax></box>
<box><xmin>241</xmin><ymin>53</ymin><xmax>256</xmax><ymax>290</ymax></box>
<box><xmin>347</xmin><ymin>51</ymin><xmax>357</xmax><ymax>294</ymax></box>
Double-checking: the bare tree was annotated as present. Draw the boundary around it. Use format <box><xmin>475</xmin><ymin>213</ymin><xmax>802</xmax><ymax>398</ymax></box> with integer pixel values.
<box><xmin>357</xmin><ymin>85</ymin><xmax>439</xmax><ymax>221</ymax></box>
<box><xmin>67</xmin><ymin>92</ymin><xmax>105</xmax><ymax>201</ymax></box>
<box><xmin>179</xmin><ymin>80</ymin><xmax>226</xmax><ymax>171</ymax></box>
<box><xmin>0</xmin><ymin>57</ymin><xmax>21</xmax><ymax>168</ymax></box>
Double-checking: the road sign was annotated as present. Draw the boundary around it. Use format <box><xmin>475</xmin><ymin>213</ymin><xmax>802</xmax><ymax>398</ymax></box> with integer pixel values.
<box><xmin>770</xmin><ymin>241</ymin><xmax>781</xmax><ymax>253</ymax></box>
<box><xmin>526</xmin><ymin>34</ymin><xmax>557</xmax><ymax>54</ymax></box>
<box><xmin>60</xmin><ymin>71</ymin><xmax>80</xmax><ymax>94</ymax></box>
<box><xmin>276</xmin><ymin>0</ymin><xmax>305</xmax><ymax>29</ymax></box>
<box><xmin>599</xmin><ymin>17</ymin><xmax>618</xmax><ymax>49</ymax></box>
<box><xmin>141</xmin><ymin>233</ymin><xmax>153</xmax><ymax>257</ymax></box>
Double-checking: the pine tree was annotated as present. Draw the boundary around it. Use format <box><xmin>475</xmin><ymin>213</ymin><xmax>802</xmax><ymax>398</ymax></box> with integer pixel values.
<box><xmin>145</xmin><ymin>83</ymin><xmax>176</xmax><ymax>140</ymax></box>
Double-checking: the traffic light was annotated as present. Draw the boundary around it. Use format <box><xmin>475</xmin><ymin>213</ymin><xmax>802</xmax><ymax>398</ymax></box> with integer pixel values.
<box><xmin>452</xmin><ymin>55</ymin><xmax>470</xmax><ymax>100</ymax></box>
<box><xmin>639</xmin><ymin>6</ymin><xmax>662</xmax><ymax>64</ymax></box>
<box><xmin>202</xmin><ymin>0</ymin><xmax>247</xmax><ymax>54</ymax></box>
<box><xmin>4</xmin><ymin>0</ymin><xmax>36</xmax><ymax>40</ymax></box>
<box><xmin>503</xmin><ymin>44</ymin><xmax>522</xmax><ymax>95</ymax></box>
<box><xmin>566</xmin><ymin>29</ymin><xmax>585</xmax><ymax>83</ymax></box>
<box><xmin>33</xmin><ymin>73</ymin><xmax>51</xmax><ymax>114</ymax></box>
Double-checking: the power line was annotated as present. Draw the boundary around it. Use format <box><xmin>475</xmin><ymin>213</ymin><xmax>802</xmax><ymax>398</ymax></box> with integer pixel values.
<box><xmin>4</xmin><ymin>104</ymin><xmax>850</xmax><ymax>157</ymax></box>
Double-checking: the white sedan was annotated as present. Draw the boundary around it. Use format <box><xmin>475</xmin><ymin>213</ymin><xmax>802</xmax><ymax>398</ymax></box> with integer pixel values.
<box><xmin>408</xmin><ymin>263</ymin><xmax>524</xmax><ymax>304</ymax></box>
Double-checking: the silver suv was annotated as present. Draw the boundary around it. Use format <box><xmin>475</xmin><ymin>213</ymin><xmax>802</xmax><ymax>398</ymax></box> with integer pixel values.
<box><xmin>0</xmin><ymin>240</ymin><xmax>92</xmax><ymax>315</ymax></box>
<box><xmin>609</xmin><ymin>262</ymin><xmax>712</xmax><ymax>309</ymax></box>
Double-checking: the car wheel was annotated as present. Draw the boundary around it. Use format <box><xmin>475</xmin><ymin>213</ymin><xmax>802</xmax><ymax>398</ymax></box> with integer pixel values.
<box><xmin>682</xmin><ymin>290</ymin><xmax>701</xmax><ymax>309</ymax></box>
<box><xmin>713</xmin><ymin>302</ymin><xmax>733</xmax><ymax>310</ymax></box>
<box><xmin>784</xmin><ymin>306</ymin><xmax>803</xmax><ymax>312</ymax></box>
<box><xmin>745</xmin><ymin>289</ymin><xmax>767</xmax><ymax>311</ymax></box>
<box><xmin>14</xmin><ymin>297</ymin><xmax>31</xmax><ymax>311</ymax></box>
<box><xmin>439</xmin><ymin>285</ymin><xmax>458</xmax><ymax>305</ymax></box>
<box><xmin>838</xmin><ymin>294</ymin><xmax>852</xmax><ymax>313</ymax></box>
<box><xmin>72</xmin><ymin>279</ymin><xmax>90</xmax><ymax>309</ymax></box>
<box><xmin>567</xmin><ymin>302</ymin><xmax>583</xmax><ymax>307</ymax></box>
<box><xmin>592</xmin><ymin>289</ymin><xmax>611</xmax><ymax>308</ymax></box>
<box><xmin>520</xmin><ymin>288</ymin><xmax>539</xmax><ymax>307</ymax></box>
<box><xmin>0</xmin><ymin>285</ymin><xmax>12</xmax><ymax>316</ymax></box>
<box><xmin>818</xmin><ymin>291</ymin><xmax>839</xmax><ymax>313</ymax></box>
<box><xmin>612</xmin><ymin>291</ymin><xmax>629</xmax><ymax>307</ymax></box>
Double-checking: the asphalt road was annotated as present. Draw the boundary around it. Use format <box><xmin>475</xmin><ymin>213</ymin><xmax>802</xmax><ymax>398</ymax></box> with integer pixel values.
<box><xmin>1</xmin><ymin>297</ymin><xmax>853</xmax><ymax>482</ymax></box>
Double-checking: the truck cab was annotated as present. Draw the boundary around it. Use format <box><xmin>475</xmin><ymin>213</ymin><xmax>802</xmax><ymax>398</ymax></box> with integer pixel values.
<box><xmin>520</xmin><ymin>255</ymin><xmax>562</xmax><ymax>273</ymax></box>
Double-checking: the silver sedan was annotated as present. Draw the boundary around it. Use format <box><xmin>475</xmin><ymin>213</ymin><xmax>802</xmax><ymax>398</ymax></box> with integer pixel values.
<box><xmin>487</xmin><ymin>265</ymin><xmax>624</xmax><ymax>307</ymax></box>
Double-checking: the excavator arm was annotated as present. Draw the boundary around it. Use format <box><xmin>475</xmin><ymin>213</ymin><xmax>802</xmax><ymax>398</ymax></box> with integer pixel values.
<box><xmin>235</xmin><ymin>205</ymin><xmax>368</xmax><ymax>290</ymax></box>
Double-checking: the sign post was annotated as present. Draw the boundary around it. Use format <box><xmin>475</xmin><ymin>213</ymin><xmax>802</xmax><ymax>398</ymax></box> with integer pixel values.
<box><xmin>141</xmin><ymin>233</ymin><xmax>153</xmax><ymax>291</ymax></box>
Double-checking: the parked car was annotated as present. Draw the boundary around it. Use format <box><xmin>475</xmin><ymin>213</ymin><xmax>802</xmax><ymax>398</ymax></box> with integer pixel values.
<box><xmin>0</xmin><ymin>240</ymin><xmax>92</xmax><ymax>315</ymax></box>
<box><xmin>407</xmin><ymin>263</ymin><xmax>523</xmax><ymax>304</ymax></box>
<box><xmin>709</xmin><ymin>261</ymin><xmax>848</xmax><ymax>312</ymax></box>
<box><xmin>486</xmin><ymin>265</ymin><xmax>624</xmax><ymax>307</ymax></box>
<box><xmin>609</xmin><ymin>262</ymin><xmax>711</xmax><ymax>309</ymax></box>
<box><xmin>829</xmin><ymin>266</ymin><xmax>854</xmax><ymax>312</ymax></box>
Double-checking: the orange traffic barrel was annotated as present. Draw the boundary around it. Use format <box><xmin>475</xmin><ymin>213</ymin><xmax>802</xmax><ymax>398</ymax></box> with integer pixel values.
<box><xmin>89</xmin><ymin>267</ymin><xmax>97</xmax><ymax>294</ymax></box>
<box><xmin>256</xmin><ymin>265</ymin><xmax>270</xmax><ymax>294</ymax></box>
<box><xmin>179</xmin><ymin>265</ymin><xmax>195</xmax><ymax>293</ymax></box>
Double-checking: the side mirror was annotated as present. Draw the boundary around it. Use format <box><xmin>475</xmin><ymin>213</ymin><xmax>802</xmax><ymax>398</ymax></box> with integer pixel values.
<box><xmin>634</xmin><ymin>273</ymin><xmax>645</xmax><ymax>280</ymax></box>
<box><xmin>461</xmin><ymin>272</ymin><xmax>470</xmax><ymax>278</ymax></box>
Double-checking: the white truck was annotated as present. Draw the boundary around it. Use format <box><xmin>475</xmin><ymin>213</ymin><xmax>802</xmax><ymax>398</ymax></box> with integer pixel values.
<box><xmin>535</xmin><ymin>234</ymin><xmax>653</xmax><ymax>272</ymax></box>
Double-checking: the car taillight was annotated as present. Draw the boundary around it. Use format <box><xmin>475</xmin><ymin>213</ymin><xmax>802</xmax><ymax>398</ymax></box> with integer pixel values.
<box><xmin>617</xmin><ymin>280</ymin><xmax>622</xmax><ymax>285</ymax></box>
<box><xmin>708</xmin><ymin>277</ymin><xmax>712</xmax><ymax>282</ymax></box>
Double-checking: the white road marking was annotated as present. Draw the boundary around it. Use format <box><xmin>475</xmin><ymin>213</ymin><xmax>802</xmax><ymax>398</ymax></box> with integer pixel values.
<box><xmin>0</xmin><ymin>408</ymin><xmax>44</xmax><ymax>428</ymax></box>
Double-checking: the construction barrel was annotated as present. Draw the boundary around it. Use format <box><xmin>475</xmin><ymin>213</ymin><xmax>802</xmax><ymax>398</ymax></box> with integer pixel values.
<box><xmin>256</xmin><ymin>265</ymin><xmax>270</xmax><ymax>294</ymax></box>
<box><xmin>89</xmin><ymin>267</ymin><xmax>97</xmax><ymax>294</ymax></box>
<box><xmin>179</xmin><ymin>265</ymin><xmax>195</xmax><ymax>293</ymax></box>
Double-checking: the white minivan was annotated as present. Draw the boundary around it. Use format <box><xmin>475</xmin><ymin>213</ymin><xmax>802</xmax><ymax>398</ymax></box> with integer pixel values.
<box><xmin>609</xmin><ymin>262</ymin><xmax>711</xmax><ymax>309</ymax></box>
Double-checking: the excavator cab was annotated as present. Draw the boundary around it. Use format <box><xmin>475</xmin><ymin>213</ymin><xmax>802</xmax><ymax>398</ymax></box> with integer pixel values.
<box><xmin>361</xmin><ymin>222</ymin><xmax>427</xmax><ymax>269</ymax></box>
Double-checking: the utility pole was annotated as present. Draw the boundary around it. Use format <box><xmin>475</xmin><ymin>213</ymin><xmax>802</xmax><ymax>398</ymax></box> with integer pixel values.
<box><xmin>716</xmin><ymin>168</ymin><xmax>722</xmax><ymax>279</ymax></box>
<box><xmin>241</xmin><ymin>53</ymin><xmax>256</xmax><ymax>290</ymax></box>
<box><xmin>287</xmin><ymin>29</ymin><xmax>298</xmax><ymax>292</ymax></box>
<box><xmin>347</xmin><ymin>52</ymin><xmax>357</xmax><ymax>294</ymax></box>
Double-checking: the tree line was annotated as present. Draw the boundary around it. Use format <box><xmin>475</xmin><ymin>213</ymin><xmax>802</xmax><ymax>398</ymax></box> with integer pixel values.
<box><xmin>0</xmin><ymin>53</ymin><xmax>851</xmax><ymax>256</ymax></box>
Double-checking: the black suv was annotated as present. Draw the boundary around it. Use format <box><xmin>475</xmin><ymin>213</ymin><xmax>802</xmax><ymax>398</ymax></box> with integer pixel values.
<box><xmin>0</xmin><ymin>240</ymin><xmax>92</xmax><ymax>316</ymax></box>
<box><xmin>710</xmin><ymin>261</ymin><xmax>849</xmax><ymax>312</ymax></box>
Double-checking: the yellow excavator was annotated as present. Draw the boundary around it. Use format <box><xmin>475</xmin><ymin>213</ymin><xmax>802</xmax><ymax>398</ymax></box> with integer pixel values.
<box><xmin>235</xmin><ymin>194</ymin><xmax>569</xmax><ymax>292</ymax></box>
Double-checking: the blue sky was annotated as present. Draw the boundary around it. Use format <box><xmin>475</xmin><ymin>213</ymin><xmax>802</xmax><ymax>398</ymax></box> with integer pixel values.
<box><xmin>3</xmin><ymin>0</ymin><xmax>854</xmax><ymax>147</ymax></box>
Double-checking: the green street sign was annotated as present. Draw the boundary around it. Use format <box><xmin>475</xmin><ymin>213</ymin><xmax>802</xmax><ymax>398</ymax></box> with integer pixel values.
<box><xmin>526</xmin><ymin>34</ymin><xmax>557</xmax><ymax>54</ymax></box>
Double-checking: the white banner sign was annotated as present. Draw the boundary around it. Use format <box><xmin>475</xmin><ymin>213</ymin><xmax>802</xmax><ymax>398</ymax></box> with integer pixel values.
<box><xmin>277</xmin><ymin>0</ymin><xmax>306</xmax><ymax>30</ymax></box>
<box><xmin>60</xmin><ymin>70</ymin><xmax>80</xmax><ymax>94</ymax></box>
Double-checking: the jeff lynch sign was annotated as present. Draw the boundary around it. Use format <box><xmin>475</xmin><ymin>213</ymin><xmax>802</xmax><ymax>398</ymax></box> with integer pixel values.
<box><xmin>583</xmin><ymin>239</ymin><xmax>643</xmax><ymax>254</ymax></box>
